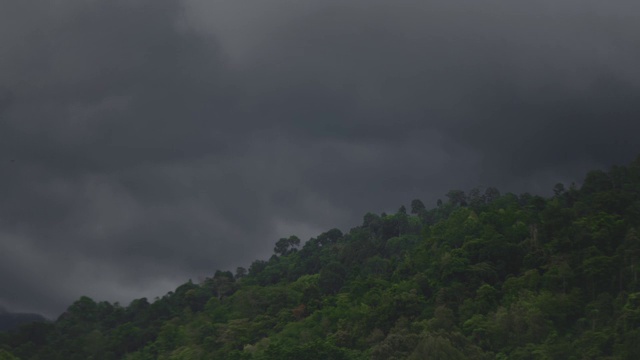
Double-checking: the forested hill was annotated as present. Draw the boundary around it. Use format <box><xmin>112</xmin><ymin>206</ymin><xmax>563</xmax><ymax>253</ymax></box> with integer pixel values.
<box><xmin>2</xmin><ymin>159</ymin><xmax>640</xmax><ymax>360</ymax></box>
<box><xmin>0</xmin><ymin>308</ymin><xmax>47</xmax><ymax>333</ymax></box>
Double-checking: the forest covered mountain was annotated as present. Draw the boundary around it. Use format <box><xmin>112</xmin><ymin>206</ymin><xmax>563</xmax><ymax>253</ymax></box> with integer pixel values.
<box><xmin>2</xmin><ymin>158</ymin><xmax>640</xmax><ymax>359</ymax></box>
<box><xmin>0</xmin><ymin>308</ymin><xmax>47</xmax><ymax>333</ymax></box>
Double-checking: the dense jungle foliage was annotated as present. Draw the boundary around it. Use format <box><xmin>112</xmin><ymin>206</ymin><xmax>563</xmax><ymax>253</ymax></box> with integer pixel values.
<box><xmin>2</xmin><ymin>158</ymin><xmax>640</xmax><ymax>359</ymax></box>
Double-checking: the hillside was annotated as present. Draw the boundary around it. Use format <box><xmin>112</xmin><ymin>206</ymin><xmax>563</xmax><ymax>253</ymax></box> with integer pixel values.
<box><xmin>0</xmin><ymin>308</ymin><xmax>47</xmax><ymax>333</ymax></box>
<box><xmin>2</xmin><ymin>158</ymin><xmax>640</xmax><ymax>359</ymax></box>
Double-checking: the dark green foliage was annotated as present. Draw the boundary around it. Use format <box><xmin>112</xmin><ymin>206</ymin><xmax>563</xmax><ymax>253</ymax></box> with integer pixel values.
<box><xmin>0</xmin><ymin>349</ymin><xmax>19</xmax><ymax>360</ymax></box>
<box><xmin>319</xmin><ymin>262</ymin><xmax>347</xmax><ymax>295</ymax></box>
<box><xmin>410</xmin><ymin>199</ymin><xmax>426</xmax><ymax>215</ymax></box>
<box><xmin>274</xmin><ymin>235</ymin><xmax>301</xmax><ymax>256</ymax></box>
<box><xmin>260</xmin><ymin>339</ymin><xmax>359</xmax><ymax>360</ymax></box>
<box><xmin>0</xmin><ymin>309</ymin><xmax>48</xmax><ymax>333</ymax></box>
<box><xmin>4</xmin><ymin>158</ymin><xmax>640</xmax><ymax>359</ymax></box>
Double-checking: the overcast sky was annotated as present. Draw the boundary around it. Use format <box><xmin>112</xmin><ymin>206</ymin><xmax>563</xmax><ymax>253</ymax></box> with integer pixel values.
<box><xmin>1</xmin><ymin>0</ymin><xmax>639</xmax><ymax>318</ymax></box>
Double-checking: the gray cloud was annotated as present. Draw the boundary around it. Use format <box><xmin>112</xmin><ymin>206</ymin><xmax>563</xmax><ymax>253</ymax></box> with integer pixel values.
<box><xmin>1</xmin><ymin>0</ymin><xmax>639</xmax><ymax>317</ymax></box>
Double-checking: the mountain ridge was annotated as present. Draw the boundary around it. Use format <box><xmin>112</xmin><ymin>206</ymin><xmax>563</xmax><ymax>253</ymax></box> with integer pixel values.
<box><xmin>0</xmin><ymin>309</ymin><xmax>48</xmax><ymax>332</ymax></box>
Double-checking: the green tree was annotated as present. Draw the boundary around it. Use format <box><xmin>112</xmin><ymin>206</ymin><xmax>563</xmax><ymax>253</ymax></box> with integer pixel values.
<box><xmin>410</xmin><ymin>199</ymin><xmax>426</xmax><ymax>215</ymax></box>
<box><xmin>274</xmin><ymin>235</ymin><xmax>301</xmax><ymax>256</ymax></box>
<box><xmin>319</xmin><ymin>262</ymin><xmax>347</xmax><ymax>295</ymax></box>
<box><xmin>409</xmin><ymin>333</ymin><xmax>465</xmax><ymax>360</ymax></box>
<box><xmin>446</xmin><ymin>190</ymin><xmax>467</xmax><ymax>207</ymax></box>
<box><xmin>0</xmin><ymin>349</ymin><xmax>19</xmax><ymax>360</ymax></box>
<box><xmin>235</xmin><ymin>267</ymin><xmax>247</xmax><ymax>280</ymax></box>
<box><xmin>484</xmin><ymin>187</ymin><xmax>501</xmax><ymax>203</ymax></box>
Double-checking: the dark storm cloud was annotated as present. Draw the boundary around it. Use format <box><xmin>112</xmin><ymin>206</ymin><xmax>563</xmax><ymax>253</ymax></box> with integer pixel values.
<box><xmin>225</xmin><ymin>0</ymin><xmax>639</xmax><ymax>185</ymax></box>
<box><xmin>1</xmin><ymin>0</ymin><xmax>640</xmax><ymax>317</ymax></box>
<box><xmin>0</xmin><ymin>0</ymin><xmax>252</xmax><ymax>316</ymax></box>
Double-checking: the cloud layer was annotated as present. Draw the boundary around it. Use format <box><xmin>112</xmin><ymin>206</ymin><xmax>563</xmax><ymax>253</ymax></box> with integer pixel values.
<box><xmin>1</xmin><ymin>0</ymin><xmax>639</xmax><ymax>317</ymax></box>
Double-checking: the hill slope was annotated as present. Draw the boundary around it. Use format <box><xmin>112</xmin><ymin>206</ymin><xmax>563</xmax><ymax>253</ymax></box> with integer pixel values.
<box><xmin>2</xmin><ymin>158</ymin><xmax>640</xmax><ymax>359</ymax></box>
<box><xmin>0</xmin><ymin>308</ymin><xmax>47</xmax><ymax>332</ymax></box>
